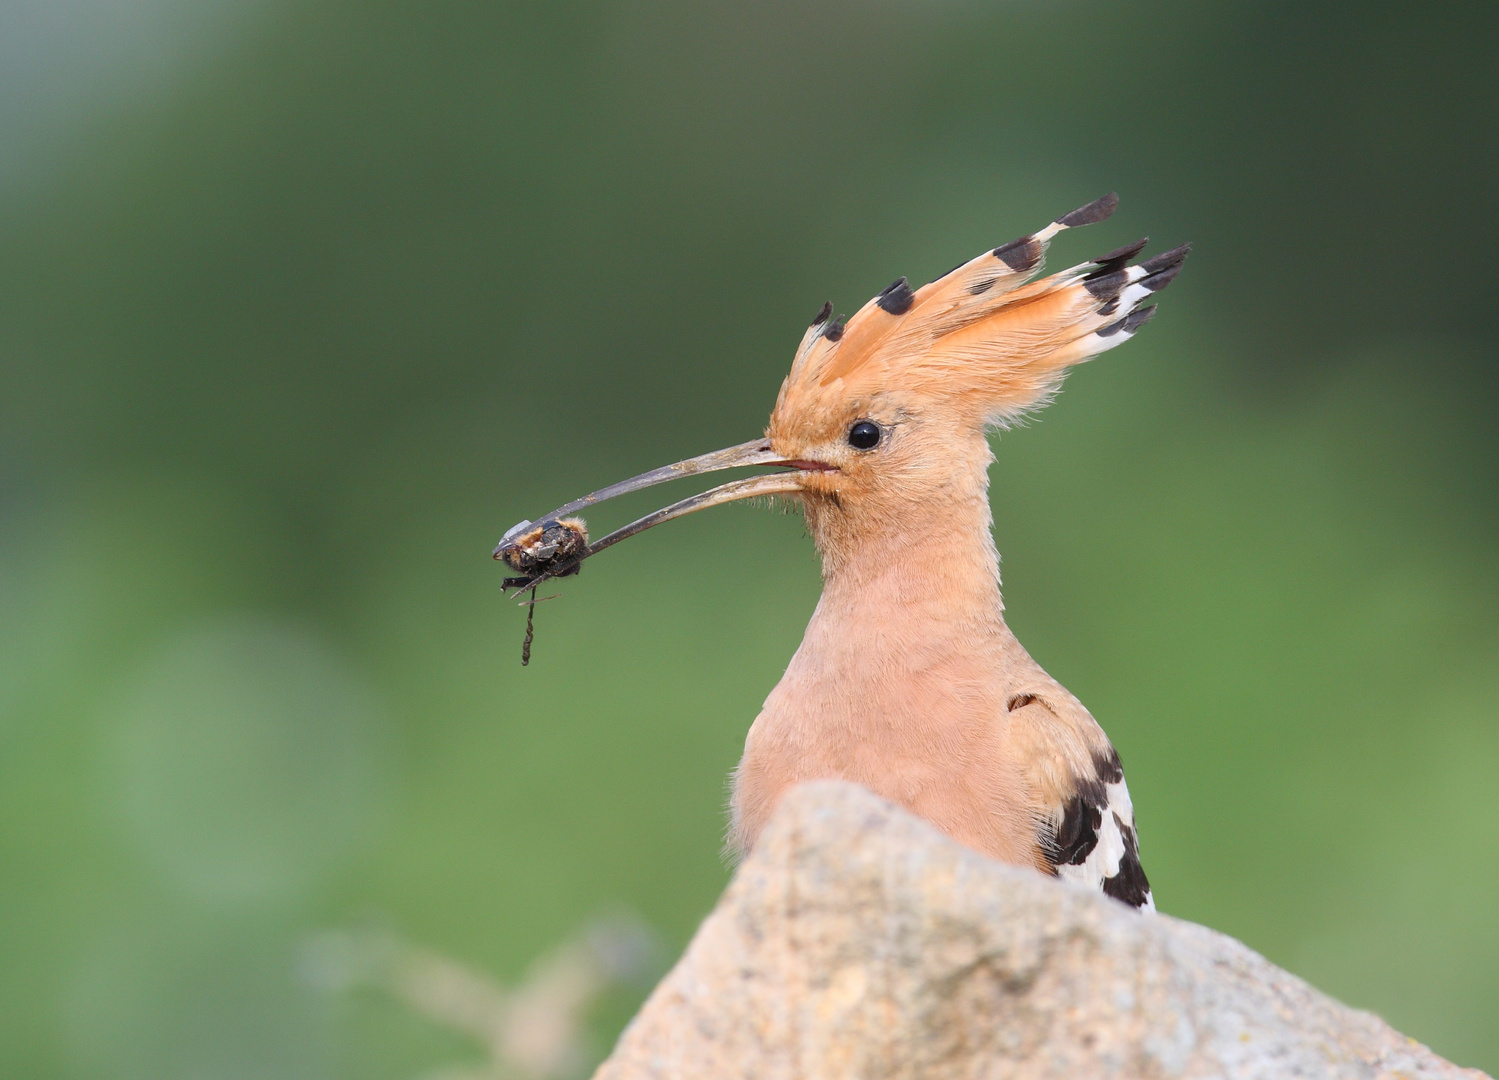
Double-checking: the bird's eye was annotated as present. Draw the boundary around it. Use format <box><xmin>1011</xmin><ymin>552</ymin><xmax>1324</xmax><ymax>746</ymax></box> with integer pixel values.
<box><xmin>847</xmin><ymin>420</ymin><xmax>881</xmax><ymax>450</ymax></box>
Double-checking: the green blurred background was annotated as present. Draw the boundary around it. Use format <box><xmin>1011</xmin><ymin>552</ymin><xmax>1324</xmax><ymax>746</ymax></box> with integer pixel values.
<box><xmin>2</xmin><ymin>1</ymin><xmax>1497</xmax><ymax>1075</ymax></box>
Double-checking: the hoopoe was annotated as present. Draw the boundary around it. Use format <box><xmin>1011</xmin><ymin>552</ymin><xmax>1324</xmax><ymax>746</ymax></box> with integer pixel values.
<box><xmin>498</xmin><ymin>194</ymin><xmax>1186</xmax><ymax>909</ymax></box>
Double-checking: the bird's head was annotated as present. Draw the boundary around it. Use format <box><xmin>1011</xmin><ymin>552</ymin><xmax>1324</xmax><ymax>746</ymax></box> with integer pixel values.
<box><xmin>496</xmin><ymin>195</ymin><xmax>1186</xmax><ymax>589</ymax></box>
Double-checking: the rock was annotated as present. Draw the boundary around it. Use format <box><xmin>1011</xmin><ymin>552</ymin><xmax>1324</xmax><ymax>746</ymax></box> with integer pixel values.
<box><xmin>593</xmin><ymin>781</ymin><xmax>1488</xmax><ymax>1080</ymax></box>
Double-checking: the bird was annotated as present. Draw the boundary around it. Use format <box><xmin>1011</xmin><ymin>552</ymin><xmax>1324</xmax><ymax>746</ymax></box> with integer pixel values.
<box><xmin>496</xmin><ymin>193</ymin><xmax>1186</xmax><ymax>909</ymax></box>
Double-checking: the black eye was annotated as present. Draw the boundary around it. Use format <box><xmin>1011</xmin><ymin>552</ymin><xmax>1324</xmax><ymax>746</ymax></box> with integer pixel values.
<box><xmin>847</xmin><ymin>420</ymin><xmax>881</xmax><ymax>450</ymax></box>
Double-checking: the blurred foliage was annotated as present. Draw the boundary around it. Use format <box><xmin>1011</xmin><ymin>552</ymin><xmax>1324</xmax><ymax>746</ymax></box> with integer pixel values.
<box><xmin>1</xmin><ymin>1</ymin><xmax>1496</xmax><ymax>1076</ymax></box>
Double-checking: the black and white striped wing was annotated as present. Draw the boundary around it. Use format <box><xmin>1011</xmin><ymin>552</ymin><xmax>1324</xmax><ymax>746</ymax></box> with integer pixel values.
<box><xmin>1043</xmin><ymin>747</ymin><xmax>1154</xmax><ymax>910</ymax></box>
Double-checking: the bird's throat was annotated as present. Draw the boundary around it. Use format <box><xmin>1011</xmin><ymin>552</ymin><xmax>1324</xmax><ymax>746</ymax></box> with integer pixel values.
<box><xmin>796</xmin><ymin>482</ymin><xmax>1014</xmax><ymax>689</ymax></box>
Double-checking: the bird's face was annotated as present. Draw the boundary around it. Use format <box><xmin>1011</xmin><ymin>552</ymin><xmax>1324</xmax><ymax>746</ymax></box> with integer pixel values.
<box><xmin>764</xmin><ymin>389</ymin><xmax>995</xmax><ymax>564</ymax></box>
<box><xmin>766</xmin><ymin>390</ymin><xmax>970</xmax><ymax>495</ymax></box>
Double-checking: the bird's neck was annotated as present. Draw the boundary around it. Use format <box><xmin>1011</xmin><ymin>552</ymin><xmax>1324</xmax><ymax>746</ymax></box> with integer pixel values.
<box><xmin>817</xmin><ymin>506</ymin><xmax>1004</xmax><ymax>624</ymax></box>
<box><xmin>798</xmin><ymin>455</ymin><xmax>1017</xmax><ymax>667</ymax></box>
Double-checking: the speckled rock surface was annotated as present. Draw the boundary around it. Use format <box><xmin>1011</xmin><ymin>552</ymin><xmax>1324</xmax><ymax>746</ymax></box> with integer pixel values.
<box><xmin>593</xmin><ymin>781</ymin><xmax>1487</xmax><ymax>1080</ymax></box>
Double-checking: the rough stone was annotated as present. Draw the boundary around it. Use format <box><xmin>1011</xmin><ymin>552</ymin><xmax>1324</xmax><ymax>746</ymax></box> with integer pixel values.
<box><xmin>593</xmin><ymin>781</ymin><xmax>1488</xmax><ymax>1080</ymax></box>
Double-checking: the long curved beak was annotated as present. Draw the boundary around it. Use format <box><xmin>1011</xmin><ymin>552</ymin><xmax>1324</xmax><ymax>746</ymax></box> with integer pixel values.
<box><xmin>493</xmin><ymin>437</ymin><xmax>821</xmax><ymax>592</ymax></box>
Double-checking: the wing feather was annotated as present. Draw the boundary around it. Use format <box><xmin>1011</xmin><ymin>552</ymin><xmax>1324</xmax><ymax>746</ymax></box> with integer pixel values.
<box><xmin>1046</xmin><ymin>746</ymin><xmax>1155</xmax><ymax>910</ymax></box>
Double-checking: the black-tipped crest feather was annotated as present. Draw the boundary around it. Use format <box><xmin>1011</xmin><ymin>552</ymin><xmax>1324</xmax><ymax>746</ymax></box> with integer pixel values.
<box><xmin>1140</xmin><ymin>262</ymin><xmax>1183</xmax><ymax>293</ymax></box>
<box><xmin>1121</xmin><ymin>304</ymin><xmax>1157</xmax><ymax>333</ymax></box>
<box><xmin>1138</xmin><ymin>243</ymin><xmax>1191</xmax><ymax>275</ymax></box>
<box><xmin>1084</xmin><ymin>268</ymin><xmax>1128</xmax><ymax>301</ymax></box>
<box><xmin>1056</xmin><ymin>192</ymin><xmax>1119</xmax><ymax>228</ymax></box>
<box><xmin>993</xmin><ymin>235</ymin><xmax>1043</xmax><ymax>272</ymax></box>
<box><xmin>1084</xmin><ymin>237</ymin><xmax>1149</xmax><ymax>278</ymax></box>
<box><xmin>876</xmin><ymin>277</ymin><xmax>915</xmax><ymax>315</ymax></box>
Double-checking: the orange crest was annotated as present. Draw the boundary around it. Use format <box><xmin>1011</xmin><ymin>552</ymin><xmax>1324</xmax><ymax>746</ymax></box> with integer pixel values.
<box><xmin>769</xmin><ymin>194</ymin><xmax>1187</xmax><ymax>443</ymax></box>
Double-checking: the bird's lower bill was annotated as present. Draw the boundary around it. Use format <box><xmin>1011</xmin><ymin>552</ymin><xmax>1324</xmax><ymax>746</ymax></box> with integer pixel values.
<box><xmin>493</xmin><ymin>438</ymin><xmax>826</xmax><ymax>590</ymax></box>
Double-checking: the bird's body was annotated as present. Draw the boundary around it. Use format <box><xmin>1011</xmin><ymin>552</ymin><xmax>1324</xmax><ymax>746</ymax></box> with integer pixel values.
<box><xmin>498</xmin><ymin>194</ymin><xmax>1182</xmax><ymax>910</ymax></box>
<box><xmin>730</xmin><ymin>431</ymin><xmax>1152</xmax><ymax>906</ymax></box>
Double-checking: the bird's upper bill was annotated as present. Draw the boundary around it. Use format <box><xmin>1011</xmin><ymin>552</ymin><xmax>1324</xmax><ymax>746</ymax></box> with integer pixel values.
<box><xmin>494</xmin><ymin>193</ymin><xmax>1188</xmax><ymax>591</ymax></box>
<box><xmin>492</xmin><ymin>437</ymin><xmax>822</xmax><ymax>590</ymax></box>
